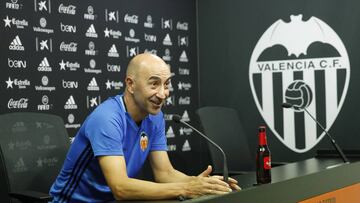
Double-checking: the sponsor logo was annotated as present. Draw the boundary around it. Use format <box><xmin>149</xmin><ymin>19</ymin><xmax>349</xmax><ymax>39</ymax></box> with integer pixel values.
<box><xmin>161</xmin><ymin>18</ymin><xmax>172</xmax><ymax>30</ymax></box>
<box><xmin>179</xmin><ymin>67</ymin><xmax>190</xmax><ymax>75</ymax></box>
<box><xmin>144</xmin><ymin>49</ymin><xmax>157</xmax><ymax>55</ymax></box>
<box><xmin>5</xmin><ymin>77</ymin><xmax>30</xmax><ymax>89</ymax></box>
<box><xmin>36</xmin><ymin>157</ymin><xmax>58</xmax><ymax>167</ymax></box>
<box><xmin>144</xmin><ymin>15</ymin><xmax>154</xmax><ymax>28</ymax></box>
<box><xmin>165</xmin><ymin>95</ymin><xmax>175</xmax><ymax>106</ymax></box>
<box><xmin>64</xmin><ymin>95</ymin><xmax>78</xmax><ymax>109</ymax></box>
<box><xmin>8</xmin><ymin>98</ymin><xmax>28</xmax><ymax>109</ymax></box>
<box><xmin>59</xmin><ymin>59</ymin><xmax>80</xmax><ymax>71</ymax></box>
<box><xmin>85</xmin><ymin>41</ymin><xmax>98</xmax><ymax>56</ymax></box>
<box><xmin>167</xmin><ymin>144</ymin><xmax>176</xmax><ymax>151</ymax></box>
<box><xmin>179</xmin><ymin>50</ymin><xmax>188</xmax><ymax>62</ymax></box>
<box><xmin>87</xmin><ymin>77</ymin><xmax>100</xmax><ymax>91</ymax></box>
<box><xmin>33</xmin><ymin>17</ymin><xmax>54</xmax><ymax>34</ymax></box>
<box><xmin>166</xmin><ymin>126</ymin><xmax>175</xmax><ymax>138</ymax></box>
<box><xmin>104</xmin><ymin>27</ymin><xmax>121</xmax><ymax>38</ymax></box>
<box><xmin>162</xmin><ymin>48</ymin><xmax>171</xmax><ymax>61</ymax></box>
<box><xmin>87</xmin><ymin>96</ymin><xmax>101</xmax><ymax>108</ymax></box>
<box><xmin>59</xmin><ymin>41</ymin><xmax>77</xmax><ymax>52</ymax></box>
<box><xmin>176</xmin><ymin>21</ymin><xmax>188</xmax><ymax>31</ymax></box>
<box><xmin>36</xmin><ymin>37</ymin><xmax>53</xmax><ymax>52</ymax></box>
<box><xmin>84</xmin><ymin>59</ymin><xmax>102</xmax><ymax>74</ymax></box>
<box><xmin>144</xmin><ymin>33</ymin><xmax>157</xmax><ymax>42</ymax></box>
<box><xmin>34</xmin><ymin>0</ymin><xmax>50</xmax><ymax>13</ymax></box>
<box><xmin>13</xmin><ymin>157</ymin><xmax>28</xmax><ymax>173</ymax></box>
<box><xmin>35</xmin><ymin>75</ymin><xmax>56</xmax><ymax>91</ymax></box>
<box><xmin>182</xmin><ymin>110</ymin><xmax>190</xmax><ymax>122</ymax></box>
<box><xmin>60</xmin><ymin>22</ymin><xmax>76</xmax><ymax>33</ymax></box>
<box><xmin>107</xmin><ymin>63</ymin><xmax>120</xmax><ymax>72</ymax></box>
<box><xmin>84</xmin><ymin>5</ymin><xmax>97</xmax><ymax>20</ymax></box>
<box><xmin>8</xmin><ymin>140</ymin><xmax>31</xmax><ymax>150</ymax></box>
<box><xmin>37</xmin><ymin>95</ymin><xmax>52</xmax><ymax>110</ymax></box>
<box><xmin>85</xmin><ymin>24</ymin><xmax>98</xmax><ymax>38</ymax></box>
<box><xmin>178</xmin><ymin>96</ymin><xmax>191</xmax><ymax>105</ymax></box>
<box><xmin>108</xmin><ymin>44</ymin><xmax>119</xmax><ymax>57</ymax></box>
<box><xmin>9</xmin><ymin>35</ymin><xmax>24</xmax><ymax>51</ymax></box>
<box><xmin>126</xmin><ymin>46</ymin><xmax>139</xmax><ymax>57</ymax></box>
<box><xmin>6</xmin><ymin>0</ymin><xmax>23</xmax><ymax>10</ymax></box>
<box><xmin>62</xmin><ymin>80</ymin><xmax>78</xmax><ymax>88</ymax></box>
<box><xmin>35</xmin><ymin>122</ymin><xmax>54</xmax><ymax>129</ymax></box>
<box><xmin>3</xmin><ymin>16</ymin><xmax>28</xmax><ymax>29</ymax></box>
<box><xmin>65</xmin><ymin>114</ymin><xmax>81</xmax><ymax>129</ymax></box>
<box><xmin>168</xmin><ymin>82</ymin><xmax>174</xmax><ymax>92</ymax></box>
<box><xmin>11</xmin><ymin>121</ymin><xmax>27</xmax><ymax>132</ymax></box>
<box><xmin>105</xmin><ymin>79</ymin><xmax>123</xmax><ymax>90</ymax></box>
<box><xmin>58</xmin><ymin>3</ymin><xmax>76</xmax><ymax>15</ymax></box>
<box><xmin>105</xmin><ymin>9</ymin><xmax>119</xmax><ymax>22</ymax></box>
<box><xmin>178</xmin><ymin>36</ymin><xmax>189</xmax><ymax>46</ymax></box>
<box><xmin>124</xmin><ymin>14</ymin><xmax>138</xmax><ymax>24</ymax></box>
<box><xmin>8</xmin><ymin>58</ymin><xmax>26</xmax><ymax>69</ymax></box>
<box><xmin>182</xmin><ymin>140</ymin><xmax>191</xmax><ymax>151</ymax></box>
<box><xmin>125</xmin><ymin>29</ymin><xmax>140</xmax><ymax>43</ymax></box>
<box><xmin>179</xmin><ymin>127</ymin><xmax>193</xmax><ymax>136</ymax></box>
<box><xmin>178</xmin><ymin>82</ymin><xmax>191</xmax><ymax>91</ymax></box>
<box><xmin>163</xmin><ymin>34</ymin><xmax>172</xmax><ymax>46</ymax></box>
<box><xmin>249</xmin><ymin>14</ymin><xmax>350</xmax><ymax>152</ymax></box>
<box><xmin>37</xmin><ymin>57</ymin><xmax>52</xmax><ymax>72</ymax></box>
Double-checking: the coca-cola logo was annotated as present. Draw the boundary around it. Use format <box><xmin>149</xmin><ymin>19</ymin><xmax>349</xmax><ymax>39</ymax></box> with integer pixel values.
<box><xmin>60</xmin><ymin>42</ymin><xmax>77</xmax><ymax>52</ymax></box>
<box><xmin>8</xmin><ymin>98</ymin><xmax>29</xmax><ymax>109</ymax></box>
<box><xmin>58</xmin><ymin>4</ymin><xmax>76</xmax><ymax>15</ymax></box>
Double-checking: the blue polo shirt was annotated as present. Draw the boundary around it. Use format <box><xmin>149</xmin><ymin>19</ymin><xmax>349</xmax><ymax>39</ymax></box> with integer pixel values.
<box><xmin>50</xmin><ymin>95</ymin><xmax>168</xmax><ymax>202</ymax></box>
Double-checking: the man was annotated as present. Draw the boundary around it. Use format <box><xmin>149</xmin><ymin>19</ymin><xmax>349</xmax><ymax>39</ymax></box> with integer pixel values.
<box><xmin>50</xmin><ymin>53</ymin><xmax>240</xmax><ymax>202</ymax></box>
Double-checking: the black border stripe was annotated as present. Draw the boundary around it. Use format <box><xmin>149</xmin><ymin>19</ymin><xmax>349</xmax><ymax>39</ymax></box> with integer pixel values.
<box><xmin>64</xmin><ymin>152</ymin><xmax>94</xmax><ymax>202</ymax></box>
<box><xmin>59</xmin><ymin>144</ymin><xmax>92</xmax><ymax>202</ymax></box>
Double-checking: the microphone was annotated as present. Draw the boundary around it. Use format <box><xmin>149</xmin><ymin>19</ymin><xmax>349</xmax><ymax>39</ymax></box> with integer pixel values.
<box><xmin>282</xmin><ymin>103</ymin><xmax>349</xmax><ymax>164</ymax></box>
<box><xmin>172</xmin><ymin>114</ymin><xmax>229</xmax><ymax>182</ymax></box>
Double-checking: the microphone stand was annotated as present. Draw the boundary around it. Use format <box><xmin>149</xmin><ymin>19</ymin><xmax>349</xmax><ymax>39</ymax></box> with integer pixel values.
<box><xmin>302</xmin><ymin>108</ymin><xmax>350</xmax><ymax>167</ymax></box>
<box><xmin>173</xmin><ymin>115</ymin><xmax>229</xmax><ymax>183</ymax></box>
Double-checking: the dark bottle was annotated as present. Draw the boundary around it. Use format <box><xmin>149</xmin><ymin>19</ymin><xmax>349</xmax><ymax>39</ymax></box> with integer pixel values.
<box><xmin>256</xmin><ymin>126</ymin><xmax>271</xmax><ymax>184</ymax></box>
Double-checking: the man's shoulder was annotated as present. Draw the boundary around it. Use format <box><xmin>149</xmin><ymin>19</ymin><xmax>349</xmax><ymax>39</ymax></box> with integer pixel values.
<box><xmin>147</xmin><ymin>111</ymin><xmax>164</xmax><ymax>126</ymax></box>
<box><xmin>87</xmin><ymin>95</ymin><xmax>125</xmax><ymax>122</ymax></box>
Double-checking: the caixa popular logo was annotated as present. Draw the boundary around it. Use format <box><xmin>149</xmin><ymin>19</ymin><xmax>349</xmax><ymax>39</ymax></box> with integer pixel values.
<box><xmin>249</xmin><ymin>15</ymin><xmax>350</xmax><ymax>153</ymax></box>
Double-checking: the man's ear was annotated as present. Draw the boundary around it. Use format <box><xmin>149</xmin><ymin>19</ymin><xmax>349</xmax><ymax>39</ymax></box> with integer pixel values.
<box><xmin>125</xmin><ymin>76</ymin><xmax>135</xmax><ymax>94</ymax></box>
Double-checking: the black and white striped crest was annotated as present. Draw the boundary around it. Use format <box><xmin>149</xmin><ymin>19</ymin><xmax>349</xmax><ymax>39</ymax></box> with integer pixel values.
<box><xmin>249</xmin><ymin>15</ymin><xmax>350</xmax><ymax>153</ymax></box>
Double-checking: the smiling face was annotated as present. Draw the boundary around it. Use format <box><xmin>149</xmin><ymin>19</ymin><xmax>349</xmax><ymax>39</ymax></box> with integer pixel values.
<box><xmin>125</xmin><ymin>53</ymin><xmax>172</xmax><ymax>119</ymax></box>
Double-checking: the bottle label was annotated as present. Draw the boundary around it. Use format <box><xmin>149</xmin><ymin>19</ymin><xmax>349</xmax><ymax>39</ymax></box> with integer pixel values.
<box><xmin>263</xmin><ymin>156</ymin><xmax>271</xmax><ymax>169</ymax></box>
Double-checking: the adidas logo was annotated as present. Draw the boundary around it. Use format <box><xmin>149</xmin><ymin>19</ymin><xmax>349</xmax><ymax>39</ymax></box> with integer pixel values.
<box><xmin>85</xmin><ymin>24</ymin><xmax>98</xmax><ymax>38</ymax></box>
<box><xmin>64</xmin><ymin>95</ymin><xmax>78</xmax><ymax>109</ymax></box>
<box><xmin>87</xmin><ymin>77</ymin><xmax>99</xmax><ymax>91</ymax></box>
<box><xmin>182</xmin><ymin>140</ymin><xmax>191</xmax><ymax>151</ymax></box>
<box><xmin>163</xmin><ymin>33</ymin><xmax>172</xmax><ymax>46</ymax></box>
<box><xmin>166</xmin><ymin>126</ymin><xmax>175</xmax><ymax>138</ymax></box>
<box><xmin>38</xmin><ymin>57</ymin><xmax>52</xmax><ymax>72</ymax></box>
<box><xmin>14</xmin><ymin>157</ymin><xmax>27</xmax><ymax>172</ymax></box>
<box><xmin>108</xmin><ymin>44</ymin><xmax>119</xmax><ymax>57</ymax></box>
<box><xmin>182</xmin><ymin>110</ymin><xmax>190</xmax><ymax>122</ymax></box>
<box><xmin>9</xmin><ymin>35</ymin><xmax>25</xmax><ymax>51</ymax></box>
<box><xmin>179</xmin><ymin>50</ymin><xmax>188</xmax><ymax>62</ymax></box>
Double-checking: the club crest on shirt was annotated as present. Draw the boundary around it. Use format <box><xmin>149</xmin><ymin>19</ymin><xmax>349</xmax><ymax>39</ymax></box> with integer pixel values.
<box><xmin>140</xmin><ymin>131</ymin><xmax>148</xmax><ymax>151</ymax></box>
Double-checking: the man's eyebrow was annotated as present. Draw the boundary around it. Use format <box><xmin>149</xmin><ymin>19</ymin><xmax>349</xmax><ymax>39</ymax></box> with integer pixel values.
<box><xmin>148</xmin><ymin>75</ymin><xmax>173</xmax><ymax>81</ymax></box>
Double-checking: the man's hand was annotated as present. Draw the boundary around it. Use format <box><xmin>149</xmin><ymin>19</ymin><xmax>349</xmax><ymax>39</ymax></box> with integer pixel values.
<box><xmin>183</xmin><ymin>165</ymin><xmax>238</xmax><ymax>198</ymax></box>
<box><xmin>199</xmin><ymin>165</ymin><xmax>242</xmax><ymax>191</ymax></box>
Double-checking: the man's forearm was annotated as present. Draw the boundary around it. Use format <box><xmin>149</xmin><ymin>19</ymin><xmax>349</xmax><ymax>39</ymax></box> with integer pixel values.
<box><xmin>154</xmin><ymin>168</ymin><xmax>194</xmax><ymax>183</ymax></box>
<box><xmin>112</xmin><ymin>177</ymin><xmax>187</xmax><ymax>200</ymax></box>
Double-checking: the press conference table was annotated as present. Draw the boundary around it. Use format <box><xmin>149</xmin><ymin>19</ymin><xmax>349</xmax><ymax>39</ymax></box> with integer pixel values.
<box><xmin>121</xmin><ymin>157</ymin><xmax>360</xmax><ymax>203</ymax></box>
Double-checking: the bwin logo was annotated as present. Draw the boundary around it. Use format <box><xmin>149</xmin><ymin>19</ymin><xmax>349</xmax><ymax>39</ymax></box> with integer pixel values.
<box><xmin>249</xmin><ymin>14</ymin><xmax>350</xmax><ymax>153</ymax></box>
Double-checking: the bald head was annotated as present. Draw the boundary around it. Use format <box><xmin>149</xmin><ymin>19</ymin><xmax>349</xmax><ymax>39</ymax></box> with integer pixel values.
<box><xmin>126</xmin><ymin>53</ymin><xmax>168</xmax><ymax>78</ymax></box>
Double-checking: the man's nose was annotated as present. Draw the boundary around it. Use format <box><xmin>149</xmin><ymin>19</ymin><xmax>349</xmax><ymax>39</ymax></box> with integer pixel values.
<box><xmin>156</xmin><ymin>86</ymin><xmax>167</xmax><ymax>99</ymax></box>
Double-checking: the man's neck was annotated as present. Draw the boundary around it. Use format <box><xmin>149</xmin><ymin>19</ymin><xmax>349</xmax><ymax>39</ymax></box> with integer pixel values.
<box><xmin>123</xmin><ymin>92</ymin><xmax>147</xmax><ymax>124</ymax></box>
